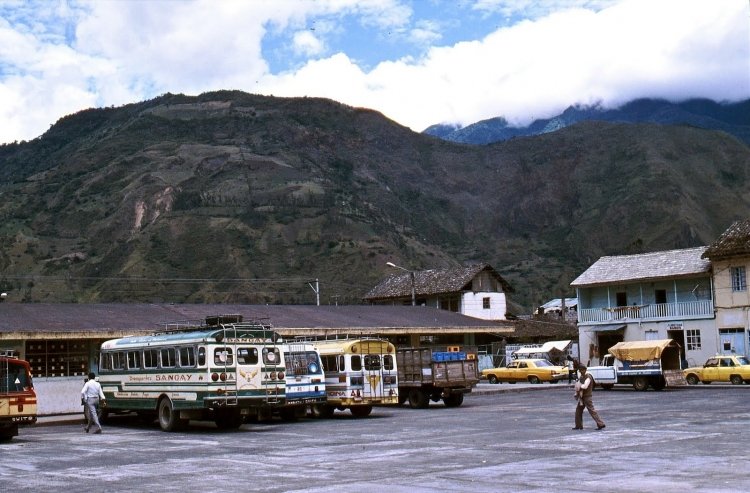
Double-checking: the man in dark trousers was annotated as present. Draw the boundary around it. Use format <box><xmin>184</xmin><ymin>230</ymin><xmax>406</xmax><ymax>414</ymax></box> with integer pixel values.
<box><xmin>573</xmin><ymin>363</ymin><xmax>605</xmax><ymax>430</ymax></box>
<box><xmin>566</xmin><ymin>355</ymin><xmax>577</xmax><ymax>383</ymax></box>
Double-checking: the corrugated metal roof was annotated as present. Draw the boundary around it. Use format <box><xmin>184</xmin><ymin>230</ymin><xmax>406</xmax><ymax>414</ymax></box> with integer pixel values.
<box><xmin>0</xmin><ymin>303</ymin><xmax>510</xmax><ymax>334</ymax></box>
<box><xmin>703</xmin><ymin>219</ymin><xmax>750</xmax><ymax>260</ymax></box>
<box><xmin>570</xmin><ymin>246</ymin><xmax>710</xmax><ymax>287</ymax></box>
<box><xmin>363</xmin><ymin>263</ymin><xmax>513</xmax><ymax>300</ymax></box>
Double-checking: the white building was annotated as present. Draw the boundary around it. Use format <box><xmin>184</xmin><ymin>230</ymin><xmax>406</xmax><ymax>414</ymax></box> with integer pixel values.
<box><xmin>364</xmin><ymin>263</ymin><xmax>514</xmax><ymax>321</ymax></box>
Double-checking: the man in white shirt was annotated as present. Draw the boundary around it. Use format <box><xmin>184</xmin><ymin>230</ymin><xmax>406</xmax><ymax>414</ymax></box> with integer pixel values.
<box><xmin>81</xmin><ymin>372</ymin><xmax>106</xmax><ymax>434</ymax></box>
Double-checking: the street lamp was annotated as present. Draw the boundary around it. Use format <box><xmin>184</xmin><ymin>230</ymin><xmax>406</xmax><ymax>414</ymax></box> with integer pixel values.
<box><xmin>386</xmin><ymin>262</ymin><xmax>416</xmax><ymax>306</ymax></box>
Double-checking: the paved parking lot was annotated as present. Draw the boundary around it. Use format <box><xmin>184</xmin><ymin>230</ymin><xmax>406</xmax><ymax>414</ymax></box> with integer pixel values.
<box><xmin>5</xmin><ymin>384</ymin><xmax>750</xmax><ymax>493</ymax></box>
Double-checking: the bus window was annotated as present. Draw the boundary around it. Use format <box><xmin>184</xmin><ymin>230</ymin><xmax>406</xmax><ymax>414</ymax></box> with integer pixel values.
<box><xmin>179</xmin><ymin>347</ymin><xmax>196</xmax><ymax>367</ymax></box>
<box><xmin>127</xmin><ymin>351</ymin><xmax>141</xmax><ymax>370</ymax></box>
<box><xmin>144</xmin><ymin>349</ymin><xmax>159</xmax><ymax>369</ymax></box>
<box><xmin>262</xmin><ymin>348</ymin><xmax>280</xmax><ymax>365</ymax></box>
<box><xmin>161</xmin><ymin>348</ymin><xmax>176</xmax><ymax>368</ymax></box>
<box><xmin>383</xmin><ymin>354</ymin><xmax>394</xmax><ymax>370</ymax></box>
<box><xmin>351</xmin><ymin>355</ymin><xmax>362</xmax><ymax>371</ymax></box>
<box><xmin>364</xmin><ymin>354</ymin><xmax>381</xmax><ymax>371</ymax></box>
<box><xmin>237</xmin><ymin>347</ymin><xmax>258</xmax><ymax>365</ymax></box>
<box><xmin>321</xmin><ymin>355</ymin><xmax>337</xmax><ymax>372</ymax></box>
<box><xmin>214</xmin><ymin>348</ymin><xmax>233</xmax><ymax>365</ymax></box>
<box><xmin>112</xmin><ymin>352</ymin><xmax>126</xmax><ymax>370</ymax></box>
<box><xmin>100</xmin><ymin>353</ymin><xmax>111</xmax><ymax>371</ymax></box>
<box><xmin>198</xmin><ymin>347</ymin><xmax>206</xmax><ymax>366</ymax></box>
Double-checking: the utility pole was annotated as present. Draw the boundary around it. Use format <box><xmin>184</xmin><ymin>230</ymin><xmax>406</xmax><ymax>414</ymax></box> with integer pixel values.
<box><xmin>308</xmin><ymin>279</ymin><xmax>320</xmax><ymax>306</ymax></box>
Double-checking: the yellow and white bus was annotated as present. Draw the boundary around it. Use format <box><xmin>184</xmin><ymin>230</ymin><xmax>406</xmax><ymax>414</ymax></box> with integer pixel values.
<box><xmin>311</xmin><ymin>338</ymin><xmax>398</xmax><ymax>418</ymax></box>
<box><xmin>99</xmin><ymin>316</ymin><xmax>286</xmax><ymax>431</ymax></box>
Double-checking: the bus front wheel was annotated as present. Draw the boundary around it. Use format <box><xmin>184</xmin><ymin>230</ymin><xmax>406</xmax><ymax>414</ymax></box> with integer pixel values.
<box><xmin>158</xmin><ymin>398</ymin><xmax>187</xmax><ymax>432</ymax></box>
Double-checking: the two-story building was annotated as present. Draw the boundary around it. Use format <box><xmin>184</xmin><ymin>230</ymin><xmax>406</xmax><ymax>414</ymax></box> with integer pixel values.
<box><xmin>571</xmin><ymin>247</ymin><xmax>716</xmax><ymax>367</ymax></box>
<box><xmin>363</xmin><ymin>263</ymin><xmax>514</xmax><ymax>321</ymax></box>
<box><xmin>702</xmin><ymin>219</ymin><xmax>750</xmax><ymax>356</ymax></box>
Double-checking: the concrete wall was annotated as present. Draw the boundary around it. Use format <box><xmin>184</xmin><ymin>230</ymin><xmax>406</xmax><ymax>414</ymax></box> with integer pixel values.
<box><xmin>34</xmin><ymin>376</ymin><xmax>86</xmax><ymax>415</ymax></box>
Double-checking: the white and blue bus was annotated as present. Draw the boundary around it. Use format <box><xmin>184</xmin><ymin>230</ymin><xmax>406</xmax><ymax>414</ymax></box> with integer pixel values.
<box><xmin>279</xmin><ymin>342</ymin><xmax>326</xmax><ymax>420</ymax></box>
<box><xmin>98</xmin><ymin>316</ymin><xmax>286</xmax><ymax>431</ymax></box>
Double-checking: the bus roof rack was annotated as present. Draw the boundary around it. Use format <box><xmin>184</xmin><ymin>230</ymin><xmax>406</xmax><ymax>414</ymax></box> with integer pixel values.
<box><xmin>0</xmin><ymin>349</ymin><xmax>19</xmax><ymax>358</ymax></box>
<box><xmin>292</xmin><ymin>334</ymin><xmax>383</xmax><ymax>342</ymax></box>
<box><xmin>155</xmin><ymin>315</ymin><xmax>272</xmax><ymax>335</ymax></box>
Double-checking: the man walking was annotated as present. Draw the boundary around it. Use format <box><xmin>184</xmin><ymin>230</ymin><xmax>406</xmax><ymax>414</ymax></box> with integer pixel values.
<box><xmin>573</xmin><ymin>363</ymin><xmax>605</xmax><ymax>430</ymax></box>
<box><xmin>81</xmin><ymin>372</ymin><xmax>106</xmax><ymax>434</ymax></box>
<box><xmin>566</xmin><ymin>355</ymin><xmax>577</xmax><ymax>384</ymax></box>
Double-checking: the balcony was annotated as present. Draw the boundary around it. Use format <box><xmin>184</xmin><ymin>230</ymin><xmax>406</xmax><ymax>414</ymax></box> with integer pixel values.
<box><xmin>578</xmin><ymin>300</ymin><xmax>714</xmax><ymax>323</ymax></box>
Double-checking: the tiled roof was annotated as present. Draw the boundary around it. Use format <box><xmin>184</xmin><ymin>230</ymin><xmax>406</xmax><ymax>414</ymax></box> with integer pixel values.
<box><xmin>363</xmin><ymin>263</ymin><xmax>513</xmax><ymax>300</ymax></box>
<box><xmin>703</xmin><ymin>219</ymin><xmax>750</xmax><ymax>260</ymax></box>
<box><xmin>0</xmin><ymin>303</ymin><xmax>509</xmax><ymax>334</ymax></box>
<box><xmin>570</xmin><ymin>246</ymin><xmax>710</xmax><ymax>287</ymax></box>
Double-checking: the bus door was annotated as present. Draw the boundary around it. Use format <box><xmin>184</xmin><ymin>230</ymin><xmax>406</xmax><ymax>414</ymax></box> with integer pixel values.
<box><xmin>360</xmin><ymin>342</ymin><xmax>385</xmax><ymax>399</ymax></box>
<box><xmin>214</xmin><ymin>344</ymin><xmax>239</xmax><ymax>406</ymax></box>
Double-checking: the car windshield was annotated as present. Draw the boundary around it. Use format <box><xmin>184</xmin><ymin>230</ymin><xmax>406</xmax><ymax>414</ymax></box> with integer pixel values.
<box><xmin>737</xmin><ymin>356</ymin><xmax>750</xmax><ymax>366</ymax></box>
<box><xmin>534</xmin><ymin>360</ymin><xmax>554</xmax><ymax>367</ymax></box>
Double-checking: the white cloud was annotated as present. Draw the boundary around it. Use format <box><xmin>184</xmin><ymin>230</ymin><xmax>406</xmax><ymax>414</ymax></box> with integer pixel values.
<box><xmin>0</xmin><ymin>0</ymin><xmax>747</xmax><ymax>143</ymax></box>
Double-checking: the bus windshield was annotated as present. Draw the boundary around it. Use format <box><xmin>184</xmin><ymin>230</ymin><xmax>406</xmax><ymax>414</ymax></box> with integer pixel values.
<box><xmin>285</xmin><ymin>351</ymin><xmax>322</xmax><ymax>375</ymax></box>
<box><xmin>1</xmin><ymin>361</ymin><xmax>32</xmax><ymax>393</ymax></box>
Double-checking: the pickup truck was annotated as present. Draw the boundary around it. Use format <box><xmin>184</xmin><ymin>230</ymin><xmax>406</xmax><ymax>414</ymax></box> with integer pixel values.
<box><xmin>396</xmin><ymin>347</ymin><xmax>479</xmax><ymax>408</ymax></box>
<box><xmin>586</xmin><ymin>339</ymin><xmax>686</xmax><ymax>391</ymax></box>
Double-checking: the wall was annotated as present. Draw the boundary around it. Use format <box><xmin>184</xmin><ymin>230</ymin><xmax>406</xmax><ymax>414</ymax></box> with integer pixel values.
<box><xmin>34</xmin><ymin>376</ymin><xmax>87</xmax><ymax>415</ymax></box>
<box><xmin>461</xmin><ymin>292</ymin><xmax>506</xmax><ymax>320</ymax></box>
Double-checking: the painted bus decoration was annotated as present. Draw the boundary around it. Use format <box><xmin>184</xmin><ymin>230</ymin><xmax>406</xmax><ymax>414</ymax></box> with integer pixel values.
<box><xmin>311</xmin><ymin>338</ymin><xmax>399</xmax><ymax>418</ymax></box>
<box><xmin>1</xmin><ymin>350</ymin><xmax>37</xmax><ymax>441</ymax></box>
<box><xmin>98</xmin><ymin>315</ymin><xmax>286</xmax><ymax>431</ymax></box>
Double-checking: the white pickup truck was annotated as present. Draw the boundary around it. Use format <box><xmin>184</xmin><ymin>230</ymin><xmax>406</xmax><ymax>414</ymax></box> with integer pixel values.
<box><xmin>586</xmin><ymin>339</ymin><xmax>686</xmax><ymax>391</ymax></box>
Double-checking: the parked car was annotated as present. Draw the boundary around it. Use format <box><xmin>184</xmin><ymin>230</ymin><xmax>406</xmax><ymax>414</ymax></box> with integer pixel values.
<box><xmin>481</xmin><ymin>358</ymin><xmax>567</xmax><ymax>384</ymax></box>
<box><xmin>683</xmin><ymin>355</ymin><xmax>750</xmax><ymax>385</ymax></box>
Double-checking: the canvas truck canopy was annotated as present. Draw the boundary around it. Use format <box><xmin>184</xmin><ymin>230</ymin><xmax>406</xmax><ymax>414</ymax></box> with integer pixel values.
<box><xmin>608</xmin><ymin>339</ymin><xmax>681</xmax><ymax>362</ymax></box>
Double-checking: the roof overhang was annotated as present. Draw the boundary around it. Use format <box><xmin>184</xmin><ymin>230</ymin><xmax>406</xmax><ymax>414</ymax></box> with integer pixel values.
<box><xmin>585</xmin><ymin>324</ymin><xmax>626</xmax><ymax>333</ymax></box>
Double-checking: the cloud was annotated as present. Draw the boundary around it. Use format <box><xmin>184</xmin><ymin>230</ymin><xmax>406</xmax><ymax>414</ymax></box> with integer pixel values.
<box><xmin>0</xmin><ymin>0</ymin><xmax>747</xmax><ymax>144</ymax></box>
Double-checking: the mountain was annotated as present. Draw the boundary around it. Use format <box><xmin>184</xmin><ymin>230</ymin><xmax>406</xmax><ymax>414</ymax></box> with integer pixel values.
<box><xmin>423</xmin><ymin>98</ymin><xmax>750</xmax><ymax>147</ymax></box>
<box><xmin>1</xmin><ymin>91</ymin><xmax>750</xmax><ymax>311</ymax></box>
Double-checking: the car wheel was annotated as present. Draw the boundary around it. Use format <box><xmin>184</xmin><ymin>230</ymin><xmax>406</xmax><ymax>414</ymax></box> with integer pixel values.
<box><xmin>730</xmin><ymin>375</ymin><xmax>743</xmax><ymax>385</ymax></box>
<box><xmin>633</xmin><ymin>377</ymin><xmax>649</xmax><ymax>391</ymax></box>
<box><xmin>488</xmin><ymin>375</ymin><xmax>498</xmax><ymax>385</ymax></box>
<box><xmin>686</xmin><ymin>374</ymin><xmax>699</xmax><ymax>385</ymax></box>
<box><xmin>528</xmin><ymin>376</ymin><xmax>540</xmax><ymax>384</ymax></box>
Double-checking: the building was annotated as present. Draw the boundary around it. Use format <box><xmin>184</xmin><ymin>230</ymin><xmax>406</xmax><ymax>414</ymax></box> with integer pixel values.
<box><xmin>571</xmin><ymin>247</ymin><xmax>715</xmax><ymax>367</ymax></box>
<box><xmin>363</xmin><ymin>263</ymin><xmax>514</xmax><ymax>320</ymax></box>
<box><xmin>0</xmin><ymin>303</ymin><xmax>514</xmax><ymax>415</ymax></box>
<box><xmin>702</xmin><ymin>219</ymin><xmax>750</xmax><ymax>356</ymax></box>
<box><xmin>538</xmin><ymin>298</ymin><xmax>578</xmax><ymax>321</ymax></box>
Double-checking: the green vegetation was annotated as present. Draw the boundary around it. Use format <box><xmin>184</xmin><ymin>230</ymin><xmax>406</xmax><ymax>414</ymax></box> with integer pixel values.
<box><xmin>0</xmin><ymin>92</ymin><xmax>749</xmax><ymax>310</ymax></box>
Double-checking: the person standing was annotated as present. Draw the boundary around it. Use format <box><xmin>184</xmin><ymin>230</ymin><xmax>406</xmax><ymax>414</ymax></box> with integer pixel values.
<box><xmin>81</xmin><ymin>372</ymin><xmax>106</xmax><ymax>434</ymax></box>
<box><xmin>566</xmin><ymin>355</ymin><xmax>577</xmax><ymax>384</ymax></box>
<box><xmin>573</xmin><ymin>364</ymin><xmax>605</xmax><ymax>430</ymax></box>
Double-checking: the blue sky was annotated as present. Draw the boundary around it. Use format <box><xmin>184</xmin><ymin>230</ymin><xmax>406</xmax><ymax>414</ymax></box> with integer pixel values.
<box><xmin>0</xmin><ymin>0</ymin><xmax>748</xmax><ymax>144</ymax></box>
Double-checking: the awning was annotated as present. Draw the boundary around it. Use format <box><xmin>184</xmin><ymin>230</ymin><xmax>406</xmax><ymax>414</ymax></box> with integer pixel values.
<box><xmin>608</xmin><ymin>339</ymin><xmax>680</xmax><ymax>361</ymax></box>
<box><xmin>587</xmin><ymin>324</ymin><xmax>626</xmax><ymax>333</ymax></box>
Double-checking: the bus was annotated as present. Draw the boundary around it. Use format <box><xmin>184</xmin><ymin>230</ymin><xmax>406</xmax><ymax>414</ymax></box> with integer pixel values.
<box><xmin>0</xmin><ymin>350</ymin><xmax>37</xmax><ymax>441</ymax></box>
<box><xmin>278</xmin><ymin>342</ymin><xmax>326</xmax><ymax>420</ymax></box>
<box><xmin>311</xmin><ymin>338</ymin><xmax>399</xmax><ymax>418</ymax></box>
<box><xmin>99</xmin><ymin>316</ymin><xmax>286</xmax><ymax>431</ymax></box>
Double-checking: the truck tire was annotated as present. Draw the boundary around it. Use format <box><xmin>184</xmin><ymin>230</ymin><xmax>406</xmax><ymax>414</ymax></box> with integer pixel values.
<box><xmin>408</xmin><ymin>389</ymin><xmax>429</xmax><ymax>409</ymax></box>
<box><xmin>633</xmin><ymin>377</ymin><xmax>649</xmax><ymax>391</ymax></box>
<box><xmin>650</xmin><ymin>378</ymin><xmax>666</xmax><ymax>391</ymax></box>
<box><xmin>443</xmin><ymin>393</ymin><xmax>464</xmax><ymax>407</ymax></box>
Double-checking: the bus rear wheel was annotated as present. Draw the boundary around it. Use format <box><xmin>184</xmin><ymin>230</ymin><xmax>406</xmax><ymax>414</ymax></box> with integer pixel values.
<box><xmin>350</xmin><ymin>405</ymin><xmax>373</xmax><ymax>417</ymax></box>
<box><xmin>310</xmin><ymin>403</ymin><xmax>334</xmax><ymax>419</ymax></box>
<box><xmin>158</xmin><ymin>397</ymin><xmax>188</xmax><ymax>432</ymax></box>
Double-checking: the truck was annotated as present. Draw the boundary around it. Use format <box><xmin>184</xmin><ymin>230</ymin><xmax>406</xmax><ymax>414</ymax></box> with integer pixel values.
<box><xmin>586</xmin><ymin>339</ymin><xmax>686</xmax><ymax>391</ymax></box>
<box><xmin>396</xmin><ymin>347</ymin><xmax>479</xmax><ymax>408</ymax></box>
<box><xmin>1</xmin><ymin>350</ymin><xmax>38</xmax><ymax>441</ymax></box>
